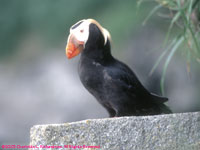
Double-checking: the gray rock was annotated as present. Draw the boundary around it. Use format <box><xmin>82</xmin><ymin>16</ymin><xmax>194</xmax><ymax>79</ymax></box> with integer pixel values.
<box><xmin>30</xmin><ymin>112</ymin><xmax>200</xmax><ymax>150</ymax></box>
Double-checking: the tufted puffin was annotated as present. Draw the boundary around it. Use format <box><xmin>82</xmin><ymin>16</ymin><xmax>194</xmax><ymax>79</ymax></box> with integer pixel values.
<box><xmin>65</xmin><ymin>19</ymin><xmax>172</xmax><ymax>117</ymax></box>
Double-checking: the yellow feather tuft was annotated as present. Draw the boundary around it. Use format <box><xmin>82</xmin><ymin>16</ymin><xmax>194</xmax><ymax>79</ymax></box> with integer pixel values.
<box><xmin>87</xmin><ymin>19</ymin><xmax>111</xmax><ymax>45</ymax></box>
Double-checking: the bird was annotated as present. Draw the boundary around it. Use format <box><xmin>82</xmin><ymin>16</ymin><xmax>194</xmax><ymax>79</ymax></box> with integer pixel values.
<box><xmin>65</xmin><ymin>19</ymin><xmax>172</xmax><ymax>117</ymax></box>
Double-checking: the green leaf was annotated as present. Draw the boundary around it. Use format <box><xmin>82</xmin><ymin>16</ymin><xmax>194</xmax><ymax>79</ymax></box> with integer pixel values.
<box><xmin>137</xmin><ymin>0</ymin><xmax>145</xmax><ymax>8</ymax></box>
<box><xmin>142</xmin><ymin>4</ymin><xmax>162</xmax><ymax>26</ymax></box>
<box><xmin>187</xmin><ymin>0</ymin><xmax>194</xmax><ymax>19</ymax></box>
<box><xmin>161</xmin><ymin>36</ymin><xmax>184</xmax><ymax>95</ymax></box>
<box><xmin>163</xmin><ymin>11</ymin><xmax>181</xmax><ymax>48</ymax></box>
<box><xmin>179</xmin><ymin>2</ymin><xmax>200</xmax><ymax>54</ymax></box>
<box><xmin>149</xmin><ymin>38</ymin><xmax>177</xmax><ymax>76</ymax></box>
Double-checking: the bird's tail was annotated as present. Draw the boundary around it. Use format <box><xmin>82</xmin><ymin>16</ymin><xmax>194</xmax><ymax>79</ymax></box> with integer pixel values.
<box><xmin>150</xmin><ymin>93</ymin><xmax>168</xmax><ymax>104</ymax></box>
<box><xmin>150</xmin><ymin>93</ymin><xmax>172</xmax><ymax>114</ymax></box>
<box><xmin>160</xmin><ymin>103</ymin><xmax>172</xmax><ymax>114</ymax></box>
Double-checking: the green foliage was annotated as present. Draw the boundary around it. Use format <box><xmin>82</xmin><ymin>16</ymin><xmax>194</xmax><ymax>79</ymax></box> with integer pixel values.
<box><xmin>0</xmin><ymin>0</ymin><xmax>114</xmax><ymax>59</ymax></box>
<box><xmin>139</xmin><ymin>0</ymin><xmax>200</xmax><ymax>94</ymax></box>
<box><xmin>0</xmin><ymin>0</ymin><xmax>149</xmax><ymax>60</ymax></box>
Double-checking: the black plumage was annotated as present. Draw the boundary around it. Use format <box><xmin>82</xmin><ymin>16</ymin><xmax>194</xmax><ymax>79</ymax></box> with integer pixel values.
<box><xmin>74</xmin><ymin>22</ymin><xmax>172</xmax><ymax>117</ymax></box>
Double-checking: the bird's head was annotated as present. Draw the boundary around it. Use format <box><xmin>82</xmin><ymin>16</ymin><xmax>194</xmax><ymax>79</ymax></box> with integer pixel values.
<box><xmin>66</xmin><ymin>19</ymin><xmax>111</xmax><ymax>59</ymax></box>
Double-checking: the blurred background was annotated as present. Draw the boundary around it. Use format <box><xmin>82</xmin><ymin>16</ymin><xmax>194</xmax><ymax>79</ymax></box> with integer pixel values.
<box><xmin>0</xmin><ymin>0</ymin><xmax>200</xmax><ymax>145</ymax></box>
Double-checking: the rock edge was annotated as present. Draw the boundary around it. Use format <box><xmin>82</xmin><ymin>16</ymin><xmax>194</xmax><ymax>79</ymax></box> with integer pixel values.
<box><xmin>30</xmin><ymin>112</ymin><xmax>200</xmax><ymax>150</ymax></box>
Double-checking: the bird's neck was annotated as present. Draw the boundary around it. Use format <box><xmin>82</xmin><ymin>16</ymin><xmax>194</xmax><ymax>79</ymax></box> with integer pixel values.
<box><xmin>81</xmin><ymin>40</ymin><xmax>113</xmax><ymax>63</ymax></box>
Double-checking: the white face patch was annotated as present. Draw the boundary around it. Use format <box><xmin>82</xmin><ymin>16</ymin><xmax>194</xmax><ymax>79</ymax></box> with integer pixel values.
<box><xmin>69</xmin><ymin>19</ymin><xmax>111</xmax><ymax>47</ymax></box>
<box><xmin>70</xmin><ymin>19</ymin><xmax>90</xmax><ymax>47</ymax></box>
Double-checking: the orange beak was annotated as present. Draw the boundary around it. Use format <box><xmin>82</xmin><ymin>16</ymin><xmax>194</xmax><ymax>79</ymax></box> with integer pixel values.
<box><xmin>66</xmin><ymin>34</ymin><xmax>84</xmax><ymax>59</ymax></box>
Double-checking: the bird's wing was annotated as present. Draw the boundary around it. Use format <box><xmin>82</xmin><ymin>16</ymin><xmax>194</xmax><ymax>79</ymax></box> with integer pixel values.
<box><xmin>105</xmin><ymin>62</ymin><xmax>149</xmax><ymax>97</ymax></box>
<box><xmin>105</xmin><ymin>60</ymin><xmax>168</xmax><ymax>104</ymax></box>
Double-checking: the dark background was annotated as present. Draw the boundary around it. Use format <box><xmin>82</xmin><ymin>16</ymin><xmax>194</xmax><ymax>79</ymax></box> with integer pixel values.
<box><xmin>0</xmin><ymin>0</ymin><xmax>199</xmax><ymax>145</ymax></box>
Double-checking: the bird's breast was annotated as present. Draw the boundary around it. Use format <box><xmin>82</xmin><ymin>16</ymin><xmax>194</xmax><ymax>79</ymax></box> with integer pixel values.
<box><xmin>78</xmin><ymin>59</ymin><xmax>104</xmax><ymax>93</ymax></box>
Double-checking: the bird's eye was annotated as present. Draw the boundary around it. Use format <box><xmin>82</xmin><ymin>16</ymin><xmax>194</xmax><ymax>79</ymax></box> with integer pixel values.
<box><xmin>80</xmin><ymin>29</ymin><xmax>84</xmax><ymax>33</ymax></box>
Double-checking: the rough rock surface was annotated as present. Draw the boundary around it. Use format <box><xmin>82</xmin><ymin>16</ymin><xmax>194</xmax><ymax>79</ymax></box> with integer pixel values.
<box><xmin>30</xmin><ymin>112</ymin><xmax>200</xmax><ymax>150</ymax></box>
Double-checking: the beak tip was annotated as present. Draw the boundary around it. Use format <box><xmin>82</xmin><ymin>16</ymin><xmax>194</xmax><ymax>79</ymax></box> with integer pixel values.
<box><xmin>66</xmin><ymin>53</ymin><xmax>71</xmax><ymax>59</ymax></box>
<box><xmin>65</xmin><ymin>37</ymin><xmax>83</xmax><ymax>59</ymax></box>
